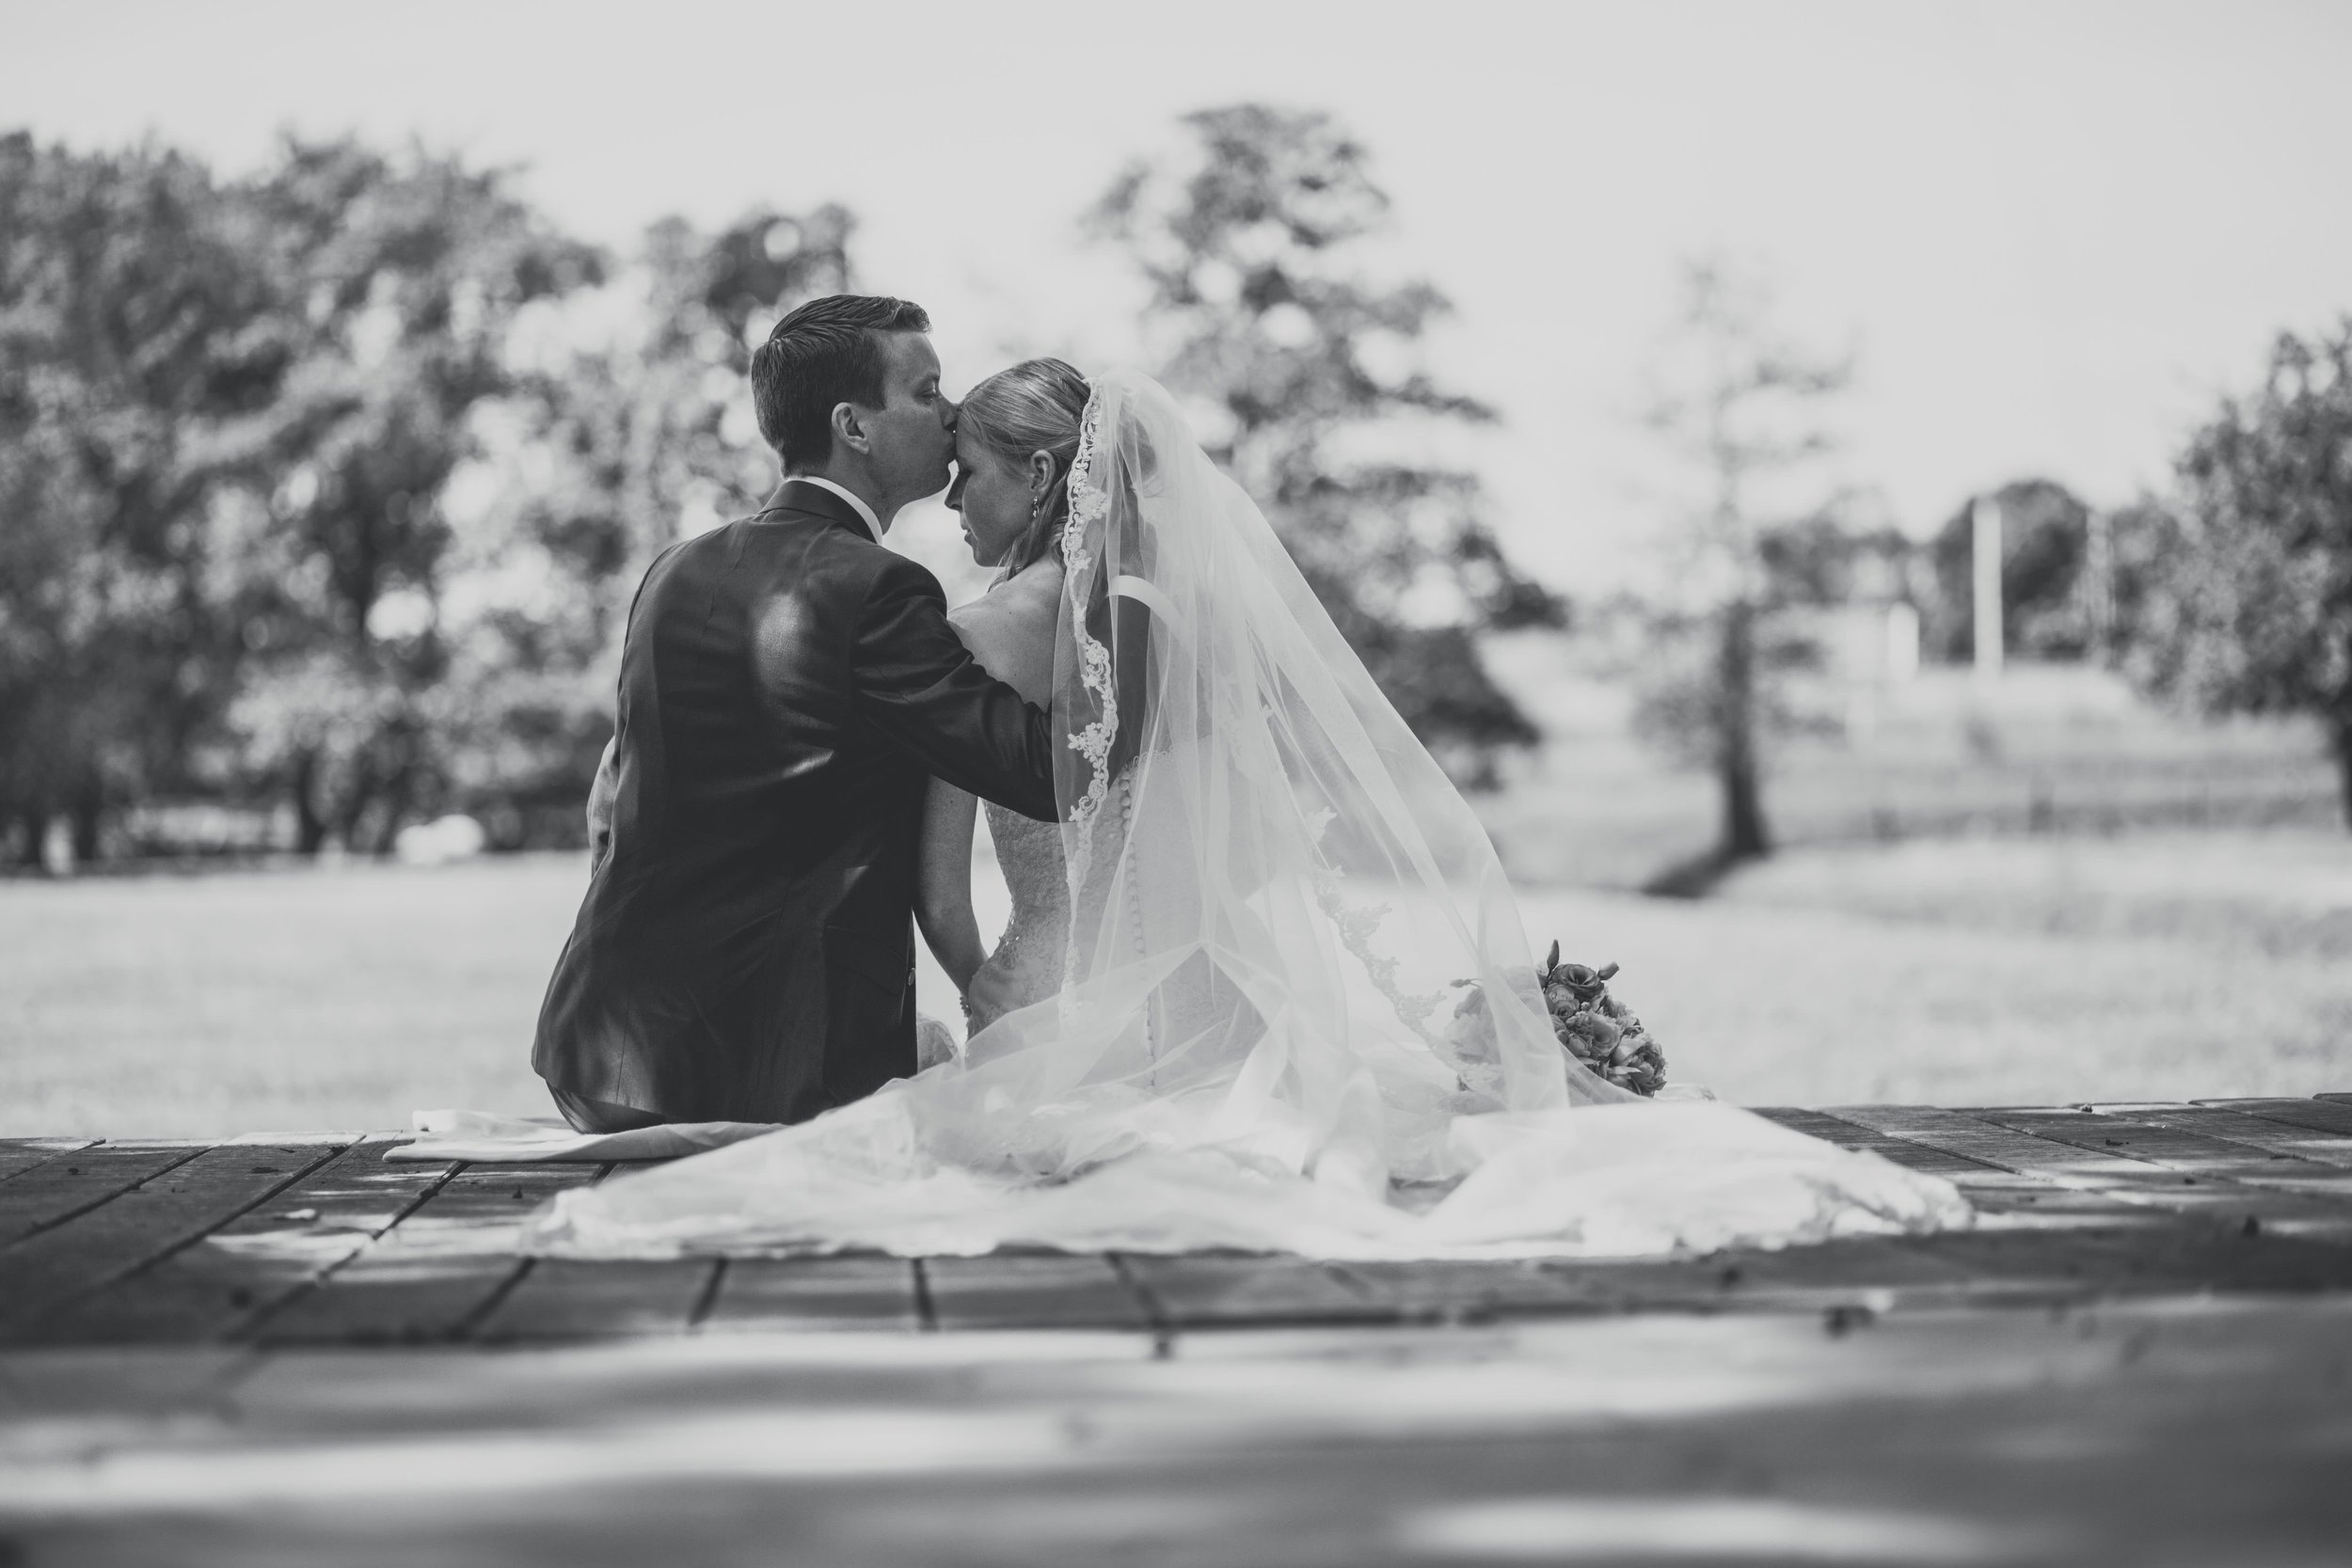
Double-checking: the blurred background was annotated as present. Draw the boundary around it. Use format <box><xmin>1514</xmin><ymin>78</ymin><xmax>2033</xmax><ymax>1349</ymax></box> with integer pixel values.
<box><xmin>4</xmin><ymin>0</ymin><xmax>2348</xmax><ymax>1134</ymax></box>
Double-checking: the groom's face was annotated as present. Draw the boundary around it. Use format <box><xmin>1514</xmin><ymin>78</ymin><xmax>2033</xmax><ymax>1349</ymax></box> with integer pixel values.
<box><xmin>858</xmin><ymin>331</ymin><xmax>957</xmax><ymax>506</ymax></box>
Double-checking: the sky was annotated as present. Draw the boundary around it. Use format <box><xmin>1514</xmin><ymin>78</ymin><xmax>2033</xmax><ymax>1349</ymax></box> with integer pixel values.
<box><xmin>7</xmin><ymin>0</ymin><xmax>2350</xmax><ymax>589</ymax></box>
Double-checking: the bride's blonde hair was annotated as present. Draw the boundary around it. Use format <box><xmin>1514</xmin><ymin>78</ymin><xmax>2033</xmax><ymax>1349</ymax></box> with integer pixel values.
<box><xmin>957</xmin><ymin>357</ymin><xmax>1090</xmax><ymax>579</ymax></box>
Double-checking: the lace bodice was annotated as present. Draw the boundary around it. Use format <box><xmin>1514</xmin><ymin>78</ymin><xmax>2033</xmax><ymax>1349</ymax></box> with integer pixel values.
<box><xmin>968</xmin><ymin>801</ymin><xmax>1070</xmax><ymax>1033</ymax></box>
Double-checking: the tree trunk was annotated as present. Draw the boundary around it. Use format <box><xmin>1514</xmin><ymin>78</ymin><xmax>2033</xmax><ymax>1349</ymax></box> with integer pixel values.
<box><xmin>68</xmin><ymin>786</ymin><xmax>103</xmax><ymax>868</ymax></box>
<box><xmin>292</xmin><ymin>750</ymin><xmax>330</xmax><ymax>855</ymax></box>
<box><xmin>369</xmin><ymin>762</ymin><xmax>416</xmax><ymax>858</ymax></box>
<box><xmin>333</xmin><ymin>771</ymin><xmax>376</xmax><ymax>855</ymax></box>
<box><xmin>1716</xmin><ymin>598</ymin><xmax>1772</xmax><ymax>863</ymax></box>
<box><xmin>16</xmin><ymin>809</ymin><xmax>49</xmax><ymax>869</ymax></box>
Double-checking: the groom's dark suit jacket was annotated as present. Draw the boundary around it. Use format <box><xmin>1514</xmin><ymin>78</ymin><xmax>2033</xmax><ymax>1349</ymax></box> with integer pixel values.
<box><xmin>532</xmin><ymin>480</ymin><xmax>1057</xmax><ymax>1124</ymax></box>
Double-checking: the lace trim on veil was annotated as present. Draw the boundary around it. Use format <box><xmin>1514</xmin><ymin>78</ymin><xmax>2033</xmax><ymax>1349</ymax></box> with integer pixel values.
<box><xmin>1058</xmin><ymin>385</ymin><xmax>1116</xmax><ymax>998</ymax></box>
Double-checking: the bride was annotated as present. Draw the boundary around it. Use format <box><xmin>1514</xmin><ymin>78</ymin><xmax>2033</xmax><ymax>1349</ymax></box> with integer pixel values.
<box><xmin>913</xmin><ymin>357</ymin><xmax>1087</xmax><ymax>1044</ymax></box>
<box><xmin>525</xmin><ymin>363</ymin><xmax>1969</xmax><ymax>1260</ymax></box>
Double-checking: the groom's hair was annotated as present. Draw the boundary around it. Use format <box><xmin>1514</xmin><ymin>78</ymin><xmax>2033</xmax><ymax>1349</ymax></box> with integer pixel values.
<box><xmin>752</xmin><ymin>294</ymin><xmax>932</xmax><ymax>469</ymax></box>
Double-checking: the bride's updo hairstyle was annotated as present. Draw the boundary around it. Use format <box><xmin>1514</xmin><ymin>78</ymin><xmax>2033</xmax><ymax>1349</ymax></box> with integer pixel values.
<box><xmin>958</xmin><ymin>357</ymin><xmax>1090</xmax><ymax>578</ymax></box>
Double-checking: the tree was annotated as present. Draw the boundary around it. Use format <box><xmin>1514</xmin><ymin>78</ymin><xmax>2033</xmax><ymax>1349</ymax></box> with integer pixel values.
<box><xmin>2118</xmin><ymin>318</ymin><xmax>2352</xmax><ymax>828</ymax></box>
<box><xmin>218</xmin><ymin>137</ymin><xmax>602</xmax><ymax>854</ymax></box>
<box><xmin>0</xmin><ymin>133</ymin><xmax>286</xmax><ymax>864</ymax></box>
<box><xmin>2099</xmin><ymin>497</ymin><xmax>2189</xmax><ymax>667</ymax></box>
<box><xmin>1633</xmin><ymin>257</ymin><xmax>1854</xmax><ymax>882</ymax></box>
<box><xmin>1089</xmin><ymin>104</ymin><xmax>1558</xmax><ymax>784</ymax></box>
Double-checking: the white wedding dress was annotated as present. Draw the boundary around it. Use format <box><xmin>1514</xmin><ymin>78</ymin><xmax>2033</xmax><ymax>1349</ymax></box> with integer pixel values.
<box><xmin>965</xmin><ymin>802</ymin><xmax>1069</xmax><ymax>1033</ymax></box>
<box><xmin>523</xmin><ymin>371</ymin><xmax>1969</xmax><ymax>1261</ymax></box>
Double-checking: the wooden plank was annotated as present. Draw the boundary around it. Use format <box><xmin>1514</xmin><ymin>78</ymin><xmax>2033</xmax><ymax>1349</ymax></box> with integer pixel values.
<box><xmin>0</xmin><ymin>1345</ymin><xmax>253</xmax><ymax>1423</ymax></box>
<box><xmin>1882</xmin><ymin>1227</ymin><xmax>2129</xmax><ymax>1298</ymax></box>
<box><xmin>0</xmin><ymin>1142</ymin><xmax>206</xmax><ymax>1244</ymax></box>
<box><xmin>471</xmin><ymin>1258</ymin><xmax>720</xmax><ymax>1342</ymax></box>
<box><xmin>1525</xmin><ymin>1236</ymin><xmax>2005</xmax><ymax>1318</ymax></box>
<box><xmin>920</xmin><ymin>1253</ymin><xmax>1152</xmax><ymax>1331</ymax></box>
<box><xmin>1823</xmin><ymin>1105</ymin><xmax>2345</xmax><ymax>1228</ymax></box>
<box><xmin>1698</xmin><ymin>1235</ymin><xmax>1994</xmax><ymax>1304</ymax></box>
<box><xmin>1895</xmin><ymin>1223</ymin><xmax>2352</xmax><ymax>1297</ymax></box>
<box><xmin>1967</xmin><ymin>1106</ymin><xmax>2352</xmax><ymax>1207</ymax></box>
<box><xmin>2093</xmin><ymin>1103</ymin><xmax>2352</xmax><ymax>1172</ymax></box>
<box><xmin>1724</xmin><ymin>1113</ymin><xmax>2352</xmax><ymax>1302</ymax></box>
<box><xmin>2201</xmin><ymin>1098</ymin><xmax>2352</xmax><ymax>1139</ymax></box>
<box><xmin>1750</xmin><ymin>1105</ymin><xmax>1997</xmax><ymax>1172</ymax></box>
<box><xmin>253</xmin><ymin>1164</ymin><xmax>600</xmax><ymax>1346</ymax></box>
<box><xmin>33</xmin><ymin>1140</ymin><xmax>459</xmax><ymax>1346</ymax></box>
<box><xmin>0</xmin><ymin>1140</ymin><xmax>346</xmax><ymax>1338</ymax></box>
<box><xmin>1119</xmin><ymin>1253</ymin><xmax>1391</xmax><ymax>1328</ymax></box>
<box><xmin>701</xmin><ymin>1256</ymin><xmax>922</xmax><ymax>1333</ymax></box>
<box><xmin>1336</xmin><ymin>1259</ymin><xmax>1603</xmax><ymax>1322</ymax></box>
<box><xmin>1527</xmin><ymin>1255</ymin><xmax>1752</xmax><ymax>1311</ymax></box>
<box><xmin>0</xmin><ymin>1139</ymin><xmax>96</xmax><ymax>1185</ymax></box>
<box><xmin>1753</xmin><ymin>1106</ymin><xmax>2150</xmax><ymax>1222</ymax></box>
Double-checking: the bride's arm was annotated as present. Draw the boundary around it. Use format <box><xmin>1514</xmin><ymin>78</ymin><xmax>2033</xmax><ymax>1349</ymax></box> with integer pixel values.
<box><xmin>915</xmin><ymin>775</ymin><xmax>986</xmax><ymax>997</ymax></box>
<box><xmin>916</xmin><ymin>577</ymin><xmax>1057</xmax><ymax>1003</ymax></box>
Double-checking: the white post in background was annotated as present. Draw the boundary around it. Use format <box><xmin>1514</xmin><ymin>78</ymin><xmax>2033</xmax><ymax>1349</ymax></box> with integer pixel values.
<box><xmin>1972</xmin><ymin>494</ymin><xmax>2004</xmax><ymax>682</ymax></box>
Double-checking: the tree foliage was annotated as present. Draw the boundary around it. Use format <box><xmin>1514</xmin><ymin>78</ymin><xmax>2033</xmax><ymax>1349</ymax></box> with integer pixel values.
<box><xmin>2118</xmin><ymin>319</ymin><xmax>2352</xmax><ymax>826</ymax></box>
<box><xmin>442</xmin><ymin>206</ymin><xmax>852</xmax><ymax>847</ymax></box>
<box><xmin>0</xmin><ymin>126</ymin><xmax>856</xmax><ymax>864</ymax></box>
<box><xmin>216</xmin><ymin>137</ymin><xmax>605</xmax><ymax>854</ymax></box>
<box><xmin>0</xmin><ymin>134</ymin><xmax>285</xmax><ymax>862</ymax></box>
<box><xmin>1089</xmin><ymin>104</ymin><xmax>1558</xmax><ymax>781</ymax></box>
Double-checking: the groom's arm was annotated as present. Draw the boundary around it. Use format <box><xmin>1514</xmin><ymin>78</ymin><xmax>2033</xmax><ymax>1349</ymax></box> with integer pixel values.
<box><xmin>584</xmin><ymin>736</ymin><xmax>618</xmax><ymax>874</ymax></box>
<box><xmin>839</xmin><ymin>557</ymin><xmax>1059</xmax><ymax>821</ymax></box>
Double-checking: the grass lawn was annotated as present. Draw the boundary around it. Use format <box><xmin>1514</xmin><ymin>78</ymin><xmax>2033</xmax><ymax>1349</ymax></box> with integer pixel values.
<box><xmin>4</xmin><ymin>826</ymin><xmax>2347</xmax><ymax>1137</ymax></box>
<box><xmin>1524</xmin><ymin>827</ymin><xmax>2352</xmax><ymax>1107</ymax></box>
<box><xmin>1472</xmin><ymin>653</ymin><xmax>2339</xmax><ymax>888</ymax></box>
<box><xmin>0</xmin><ymin>859</ymin><xmax>579</xmax><ymax>1137</ymax></box>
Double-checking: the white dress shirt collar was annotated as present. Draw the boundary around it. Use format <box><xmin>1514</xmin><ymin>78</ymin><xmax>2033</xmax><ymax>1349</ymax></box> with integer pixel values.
<box><xmin>785</xmin><ymin>475</ymin><xmax>884</xmax><ymax>543</ymax></box>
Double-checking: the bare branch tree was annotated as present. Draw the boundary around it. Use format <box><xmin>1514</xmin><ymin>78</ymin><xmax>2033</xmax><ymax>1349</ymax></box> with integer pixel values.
<box><xmin>1634</xmin><ymin>257</ymin><xmax>1854</xmax><ymax>885</ymax></box>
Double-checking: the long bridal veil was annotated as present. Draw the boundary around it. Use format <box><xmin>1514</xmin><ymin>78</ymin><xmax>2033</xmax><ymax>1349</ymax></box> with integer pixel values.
<box><xmin>524</xmin><ymin>370</ymin><xmax>1968</xmax><ymax>1260</ymax></box>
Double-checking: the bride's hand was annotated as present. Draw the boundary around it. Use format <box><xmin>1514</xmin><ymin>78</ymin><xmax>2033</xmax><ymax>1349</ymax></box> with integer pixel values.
<box><xmin>961</xmin><ymin>963</ymin><xmax>1024</xmax><ymax>1035</ymax></box>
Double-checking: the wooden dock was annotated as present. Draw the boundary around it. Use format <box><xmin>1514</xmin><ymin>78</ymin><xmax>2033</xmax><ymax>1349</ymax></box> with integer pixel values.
<box><xmin>5</xmin><ymin>1096</ymin><xmax>2351</xmax><ymax>1565</ymax></box>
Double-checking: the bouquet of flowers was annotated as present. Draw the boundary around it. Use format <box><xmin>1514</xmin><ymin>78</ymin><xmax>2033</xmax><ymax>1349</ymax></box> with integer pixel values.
<box><xmin>1443</xmin><ymin>943</ymin><xmax>1668</xmax><ymax>1098</ymax></box>
<box><xmin>1536</xmin><ymin>943</ymin><xmax>1666</xmax><ymax>1096</ymax></box>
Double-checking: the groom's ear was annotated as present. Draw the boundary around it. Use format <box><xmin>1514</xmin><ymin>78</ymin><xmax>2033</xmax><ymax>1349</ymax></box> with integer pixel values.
<box><xmin>830</xmin><ymin>401</ymin><xmax>870</xmax><ymax>458</ymax></box>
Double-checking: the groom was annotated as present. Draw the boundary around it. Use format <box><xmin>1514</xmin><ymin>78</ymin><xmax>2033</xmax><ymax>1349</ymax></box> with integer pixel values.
<box><xmin>532</xmin><ymin>295</ymin><xmax>1058</xmax><ymax>1132</ymax></box>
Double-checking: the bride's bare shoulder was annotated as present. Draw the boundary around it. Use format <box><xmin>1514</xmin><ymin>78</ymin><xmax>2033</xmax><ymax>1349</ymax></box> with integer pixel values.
<box><xmin>946</xmin><ymin>560</ymin><xmax>1063</xmax><ymax>705</ymax></box>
